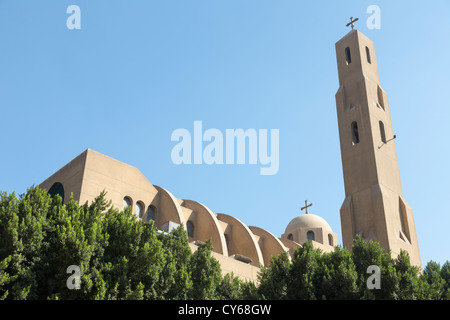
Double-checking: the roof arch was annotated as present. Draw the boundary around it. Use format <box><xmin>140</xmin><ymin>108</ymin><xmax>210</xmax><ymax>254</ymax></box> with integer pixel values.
<box><xmin>217</xmin><ymin>213</ymin><xmax>264</xmax><ymax>267</ymax></box>
<box><xmin>153</xmin><ymin>185</ymin><xmax>185</xmax><ymax>229</ymax></box>
<box><xmin>180</xmin><ymin>200</ymin><xmax>228</xmax><ymax>256</ymax></box>
<box><xmin>249</xmin><ymin>226</ymin><xmax>288</xmax><ymax>267</ymax></box>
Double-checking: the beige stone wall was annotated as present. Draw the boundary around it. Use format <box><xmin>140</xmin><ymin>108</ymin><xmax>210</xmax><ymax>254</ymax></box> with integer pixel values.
<box><xmin>39</xmin><ymin>150</ymin><xmax>87</xmax><ymax>202</ymax></box>
<box><xmin>189</xmin><ymin>243</ymin><xmax>260</xmax><ymax>283</ymax></box>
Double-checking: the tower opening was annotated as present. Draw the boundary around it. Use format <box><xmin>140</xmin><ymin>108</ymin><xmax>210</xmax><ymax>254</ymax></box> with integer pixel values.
<box><xmin>146</xmin><ymin>205</ymin><xmax>156</xmax><ymax>223</ymax></box>
<box><xmin>224</xmin><ymin>234</ymin><xmax>230</xmax><ymax>252</ymax></box>
<box><xmin>379</xmin><ymin>121</ymin><xmax>386</xmax><ymax>143</ymax></box>
<box><xmin>351</xmin><ymin>121</ymin><xmax>360</xmax><ymax>144</ymax></box>
<box><xmin>345</xmin><ymin>47</ymin><xmax>352</xmax><ymax>65</ymax></box>
<box><xmin>187</xmin><ymin>221</ymin><xmax>194</xmax><ymax>238</ymax></box>
<box><xmin>365</xmin><ymin>46</ymin><xmax>371</xmax><ymax>64</ymax></box>
<box><xmin>377</xmin><ymin>85</ymin><xmax>385</xmax><ymax>110</ymax></box>
<box><xmin>399</xmin><ymin>198</ymin><xmax>411</xmax><ymax>243</ymax></box>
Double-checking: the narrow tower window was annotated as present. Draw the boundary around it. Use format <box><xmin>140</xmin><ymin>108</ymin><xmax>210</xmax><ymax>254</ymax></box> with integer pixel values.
<box><xmin>186</xmin><ymin>221</ymin><xmax>194</xmax><ymax>238</ymax></box>
<box><xmin>146</xmin><ymin>205</ymin><xmax>156</xmax><ymax>223</ymax></box>
<box><xmin>377</xmin><ymin>85</ymin><xmax>385</xmax><ymax>110</ymax></box>
<box><xmin>379</xmin><ymin>121</ymin><xmax>386</xmax><ymax>143</ymax></box>
<box><xmin>307</xmin><ymin>231</ymin><xmax>315</xmax><ymax>242</ymax></box>
<box><xmin>351</xmin><ymin>121</ymin><xmax>360</xmax><ymax>145</ymax></box>
<box><xmin>399</xmin><ymin>198</ymin><xmax>411</xmax><ymax>243</ymax></box>
<box><xmin>328</xmin><ymin>234</ymin><xmax>334</xmax><ymax>246</ymax></box>
<box><xmin>224</xmin><ymin>234</ymin><xmax>230</xmax><ymax>252</ymax></box>
<box><xmin>366</xmin><ymin>46</ymin><xmax>371</xmax><ymax>64</ymax></box>
<box><xmin>345</xmin><ymin>47</ymin><xmax>352</xmax><ymax>65</ymax></box>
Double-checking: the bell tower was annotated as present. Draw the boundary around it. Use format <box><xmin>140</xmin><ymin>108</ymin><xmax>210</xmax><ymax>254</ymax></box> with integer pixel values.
<box><xmin>335</xmin><ymin>27</ymin><xmax>421</xmax><ymax>267</ymax></box>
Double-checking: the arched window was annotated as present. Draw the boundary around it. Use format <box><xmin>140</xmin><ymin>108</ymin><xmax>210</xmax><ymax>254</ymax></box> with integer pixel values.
<box><xmin>48</xmin><ymin>182</ymin><xmax>65</xmax><ymax>203</ymax></box>
<box><xmin>328</xmin><ymin>234</ymin><xmax>334</xmax><ymax>246</ymax></box>
<box><xmin>307</xmin><ymin>231</ymin><xmax>315</xmax><ymax>242</ymax></box>
<box><xmin>122</xmin><ymin>197</ymin><xmax>132</xmax><ymax>210</ymax></box>
<box><xmin>365</xmin><ymin>46</ymin><xmax>371</xmax><ymax>64</ymax></box>
<box><xmin>135</xmin><ymin>201</ymin><xmax>144</xmax><ymax>219</ymax></box>
<box><xmin>379</xmin><ymin>121</ymin><xmax>386</xmax><ymax>143</ymax></box>
<box><xmin>186</xmin><ymin>221</ymin><xmax>194</xmax><ymax>238</ymax></box>
<box><xmin>287</xmin><ymin>234</ymin><xmax>294</xmax><ymax>241</ymax></box>
<box><xmin>345</xmin><ymin>47</ymin><xmax>352</xmax><ymax>65</ymax></box>
<box><xmin>351</xmin><ymin>121</ymin><xmax>360</xmax><ymax>145</ymax></box>
<box><xmin>146</xmin><ymin>205</ymin><xmax>156</xmax><ymax>223</ymax></box>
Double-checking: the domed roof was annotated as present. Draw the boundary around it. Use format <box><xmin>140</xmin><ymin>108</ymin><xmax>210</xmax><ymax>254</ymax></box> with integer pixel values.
<box><xmin>285</xmin><ymin>213</ymin><xmax>332</xmax><ymax>235</ymax></box>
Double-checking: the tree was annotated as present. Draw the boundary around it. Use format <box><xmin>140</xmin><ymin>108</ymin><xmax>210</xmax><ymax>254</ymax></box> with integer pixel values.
<box><xmin>1</xmin><ymin>185</ymin><xmax>449</xmax><ymax>300</ymax></box>
<box><xmin>351</xmin><ymin>235</ymin><xmax>398</xmax><ymax>299</ymax></box>
<box><xmin>0</xmin><ymin>255</ymin><xmax>15</xmax><ymax>300</ymax></box>
<box><xmin>188</xmin><ymin>240</ymin><xmax>222</xmax><ymax>300</ymax></box>
<box><xmin>158</xmin><ymin>225</ymin><xmax>192</xmax><ymax>299</ymax></box>
<box><xmin>393</xmin><ymin>250</ymin><xmax>427</xmax><ymax>299</ymax></box>
<box><xmin>216</xmin><ymin>273</ymin><xmax>244</xmax><ymax>300</ymax></box>
<box><xmin>101</xmin><ymin>204</ymin><xmax>171</xmax><ymax>300</ymax></box>
<box><xmin>442</xmin><ymin>261</ymin><xmax>450</xmax><ymax>299</ymax></box>
<box><xmin>0</xmin><ymin>186</ymin><xmax>229</xmax><ymax>300</ymax></box>
<box><xmin>0</xmin><ymin>186</ymin><xmax>50</xmax><ymax>299</ymax></box>
<box><xmin>287</xmin><ymin>241</ymin><xmax>321</xmax><ymax>299</ymax></box>
<box><xmin>258</xmin><ymin>251</ymin><xmax>291</xmax><ymax>299</ymax></box>
<box><xmin>255</xmin><ymin>235</ymin><xmax>449</xmax><ymax>300</ymax></box>
<box><xmin>316</xmin><ymin>246</ymin><xmax>358</xmax><ymax>299</ymax></box>
<box><xmin>423</xmin><ymin>260</ymin><xmax>450</xmax><ymax>300</ymax></box>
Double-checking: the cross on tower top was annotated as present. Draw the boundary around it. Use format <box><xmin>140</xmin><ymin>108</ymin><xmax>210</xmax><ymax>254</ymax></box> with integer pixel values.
<box><xmin>346</xmin><ymin>17</ymin><xmax>359</xmax><ymax>30</ymax></box>
<box><xmin>301</xmin><ymin>200</ymin><xmax>312</xmax><ymax>214</ymax></box>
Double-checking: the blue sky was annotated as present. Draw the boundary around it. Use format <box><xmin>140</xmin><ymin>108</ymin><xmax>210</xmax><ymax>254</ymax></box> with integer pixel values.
<box><xmin>0</xmin><ymin>0</ymin><xmax>449</xmax><ymax>266</ymax></box>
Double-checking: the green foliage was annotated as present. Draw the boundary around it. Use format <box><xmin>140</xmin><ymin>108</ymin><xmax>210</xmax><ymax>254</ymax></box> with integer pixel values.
<box><xmin>157</xmin><ymin>224</ymin><xmax>192</xmax><ymax>299</ymax></box>
<box><xmin>188</xmin><ymin>240</ymin><xmax>222</xmax><ymax>299</ymax></box>
<box><xmin>0</xmin><ymin>186</ymin><xmax>226</xmax><ymax>300</ymax></box>
<box><xmin>257</xmin><ymin>235</ymin><xmax>449</xmax><ymax>300</ymax></box>
<box><xmin>0</xmin><ymin>186</ymin><xmax>448</xmax><ymax>300</ymax></box>
<box><xmin>317</xmin><ymin>245</ymin><xmax>358</xmax><ymax>299</ymax></box>
<box><xmin>423</xmin><ymin>260</ymin><xmax>450</xmax><ymax>300</ymax></box>
<box><xmin>258</xmin><ymin>251</ymin><xmax>291</xmax><ymax>299</ymax></box>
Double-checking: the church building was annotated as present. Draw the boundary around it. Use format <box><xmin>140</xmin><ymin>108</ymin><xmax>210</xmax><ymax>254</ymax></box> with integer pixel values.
<box><xmin>39</xmin><ymin>148</ymin><xmax>337</xmax><ymax>282</ymax></box>
<box><xmin>38</xmin><ymin>26</ymin><xmax>421</xmax><ymax>283</ymax></box>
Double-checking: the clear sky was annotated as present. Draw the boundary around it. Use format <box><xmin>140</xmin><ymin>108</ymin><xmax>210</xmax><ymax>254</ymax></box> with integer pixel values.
<box><xmin>0</xmin><ymin>0</ymin><xmax>449</xmax><ymax>266</ymax></box>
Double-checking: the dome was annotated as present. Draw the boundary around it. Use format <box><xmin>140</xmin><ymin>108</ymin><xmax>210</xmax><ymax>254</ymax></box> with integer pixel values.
<box><xmin>285</xmin><ymin>213</ymin><xmax>332</xmax><ymax>235</ymax></box>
